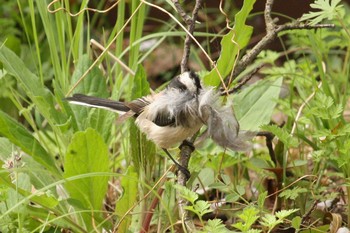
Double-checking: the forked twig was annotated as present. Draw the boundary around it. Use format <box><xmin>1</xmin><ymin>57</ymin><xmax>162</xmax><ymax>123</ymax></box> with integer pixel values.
<box><xmin>226</xmin><ymin>0</ymin><xmax>334</xmax><ymax>86</ymax></box>
<box><xmin>171</xmin><ymin>0</ymin><xmax>202</xmax><ymax>231</ymax></box>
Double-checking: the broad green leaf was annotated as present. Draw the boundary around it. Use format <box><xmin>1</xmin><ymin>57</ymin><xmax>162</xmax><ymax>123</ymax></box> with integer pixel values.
<box><xmin>203</xmin><ymin>0</ymin><xmax>256</xmax><ymax>86</ymax></box>
<box><xmin>129</xmin><ymin>65</ymin><xmax>156</xmax><ymax>172</ymax></box>
<box><xmin>115</xmin><ymin>167</ymin><xmax>138</xmax><ymax>233</ymax></box>
<box><xmin>291</xmin><ymin>216</ymin><xmax>302</xmax><ymax>230</ymax></box>
<box><xmin>71</xmin><ymin>54</ymin><xmax>110</xmax><ymax>97</ymax></box>
<box><xmin>64</xmin><ymin>128</ymin><xmax>109</xmax><ymax>230</ymax></box>
<box><xmin>232</xmin><ymin>77</ymin><xmax>283</xmax><ymax>131</ymax></box>
<box><xmin>67</xmin><ymin>54</ymin><xmax>114</xmax><ymax>141</ymax></box>
<box><xmin>0</xmin><ymin>45</ymin><xmax>64</xmax><ymax>125</ymax></box>
<box><xmin>0</xmin><ymin>110</ymin><xmax>59</xmax><ymax>175</ymax></box>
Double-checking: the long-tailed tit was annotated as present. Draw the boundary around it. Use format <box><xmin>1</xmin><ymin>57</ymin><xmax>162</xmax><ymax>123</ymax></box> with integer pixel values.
<box><xmin>65</xmin><ymin>71</ymin><xmax>253</xmax><ymax>175</ymax></box>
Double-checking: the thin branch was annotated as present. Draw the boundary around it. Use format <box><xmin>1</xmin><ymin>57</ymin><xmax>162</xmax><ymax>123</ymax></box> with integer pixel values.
<box><xmin>172</xmin><ymin>0</ymin><xmax>192</xmax><ymax>25</ymax></box>
<box><xmin>172</xmin><ymin>0</ymin><xmax>202</xmax><ymax>72</ymax></box>
<box><xmin>176</xmin><ymin>134</ymin><xmax>198</xmax><ymax>232</ymax></box>
<box><xmin>171</xmin><ymin>1</ymin><xmax>202</xmax><ymax>231</ymax></box>
<box><xmin>90</xmin><ymin>39</ymin><xmax>135</xmax><ymax>76</ymax></box>
<box><xmin>181</xmin><ymin>0</ymin><xmax>202</xmax><ymax>72</ymax></box>
<box><xmin>221</xmin><ymin>64</ymin><xmax>264</xmax><ymax>95</ymax></box>
<box><xmin>227</xmin><ymin>22</ymin><xmax>334</xmax><ymax>85</ymax></box>
<box><xmin>226</xmin><ymin>0</ymin><xmax>335</xmax><ymax>85</ymax></box>
<box><xmin>264</xmin><ymin>0</ymin><xmax>275</xmax><ymax>31</ymax></box>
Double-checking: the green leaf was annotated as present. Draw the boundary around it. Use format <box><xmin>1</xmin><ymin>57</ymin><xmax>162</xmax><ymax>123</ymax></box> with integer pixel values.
<box><xmin>175</xmin><ymin>185</ymin><xmax>198</xmax><ymax>204</ymax></box>
<box><xmin>233</xmin><ymin>206</ymin><xmax>260</xmax><ymax>232</ymax></box>
<box><xmin>71</xmin><ymin>54</ymin><xmax>110</xmax><ymax>98</ymax></box>
<box><xmin>260</xmin><ymin>124</ymin><xmax>298</xmax><ymax>148</ymax></box>
<box><xmin>194</xmin><ymin>200</ymin><xmax>213</xmax><ymax>216</ymax></box>
<box><xmin>275</xmin><ymin>209</ymin><xmax>299</xmax><ymax>219</ymax></box>
<box><xmin>202</xmin><ymin>219</ymin><xmax>230</xmax><ymax>233</ymax></box>
<box><xmin>257</xmin><ymin>191</ymin><xmax>268</xmax><ymax>209</ymax></box>
<box><xmin>0</xmin><ymin>110</ymin><xmax>59</xmax><ymax>175</ymax></box>
<box><xmin>203</xmin><ymin>0</ymin><xmax>256</xmax><ymax>86</ymax></box>
<box><xmin>64</xmin><ymin>128</ymin><xmax>109</xmax><ymax>229</ymax></box>
<box><xmin>0</xmin><ymin>170</ymin><xmax>58</xmax><ymax>210</ymax></box>
<box><xmin>0</xmin><ymin>45</ymin><xmax>64</xmax><ymax>125</ymax></box>
<box><xmin>279</xmin><ymin>187</ymin><xmax>308</xmax><ymax>200</ymax></box>
<box><xmin>233</xmin><ymin>78</ymin><xmax>283</xmax><ymax>131</ymax></box>
<box><xmin>129</xmin><ymin>65</ymin><xmax>156</xmax><ymax>172</ymax></box>
<box><xmin>67</xmin><ymin>54</ymin><xmax>114</xmax><ymax>141</ymax></box>
<box><xmin>115</xmin><ymin>167</ymin><xmax>138</xmax><ymax>233</ymax></box>
<box><xmin>300</xmin><ymin>0</ymin><xmax>344</xmax><ymax>25</ymax></box>
<box><xmin>291</xmin><ymin>216</ymin><xmax>302</xmax><ymax>230</ymax></box>
<box><xmin>260</xmin><ymin>214</ymin><xmax>280</xmax><ymax>228</ymax></box>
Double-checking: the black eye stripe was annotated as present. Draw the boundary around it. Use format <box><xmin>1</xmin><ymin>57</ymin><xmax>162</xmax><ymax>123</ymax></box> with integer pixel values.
<box><xmin>189</xmin><ymin>71</ymin><xmax>202</xmax><ymax>90</ymax></box>
<box><xmin>168</xmin><ymin>78</ymin><xmax>188</xmax><ymax>91</ymax></box>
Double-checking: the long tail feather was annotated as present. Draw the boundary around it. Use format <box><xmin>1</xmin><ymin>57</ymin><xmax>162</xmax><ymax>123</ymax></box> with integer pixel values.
<box><xmin>65</xmin><ymin>94</ymin><xmax>130</xmax><ymax>113</ymax></box>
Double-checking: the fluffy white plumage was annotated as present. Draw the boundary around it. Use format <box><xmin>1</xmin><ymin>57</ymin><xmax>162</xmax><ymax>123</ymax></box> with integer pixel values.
<box><xmin>66</xmin><ymin>71</ymin><xmax>253</xmax><ymax>150</ymax></box>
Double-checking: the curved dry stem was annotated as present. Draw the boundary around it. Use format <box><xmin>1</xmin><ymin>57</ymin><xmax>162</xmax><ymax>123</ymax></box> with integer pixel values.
<box><xmin>47</xmin><ymin>0</ymin><xmax>120</xmax><ymax>16</ymax></box>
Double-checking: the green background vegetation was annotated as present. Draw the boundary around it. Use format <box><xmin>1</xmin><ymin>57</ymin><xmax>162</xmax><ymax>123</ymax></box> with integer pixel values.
<box><xmin>0</xmin><ymin>0</ymin><xmax>349</xmax><ymax>232</ymax></box>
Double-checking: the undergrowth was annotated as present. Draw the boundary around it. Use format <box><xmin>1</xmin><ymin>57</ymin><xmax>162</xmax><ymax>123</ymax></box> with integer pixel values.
<box><xmin>0</xmin><ymin>0</ymin><xmax>349</xmax><ymax>232</ymax></box>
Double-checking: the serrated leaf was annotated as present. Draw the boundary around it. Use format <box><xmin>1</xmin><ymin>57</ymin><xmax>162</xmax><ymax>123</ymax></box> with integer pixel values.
<box><xmin>64</xmin><ymin>128</ymin><xmax>109</xmax><ymax>230</ymax></box>
<box><xmin>233</xmin><ymin>206</ymin><xmax>260</xmax><ymax>231</ymax></box>
<box><xmin>175</xmin><ymin>184</ymin><xmax>198</xmax><ymax>204</ymax></box>
<box><xmin>232</xmin><ymin>78</ymin><xmax>283</xmax><ymax>131</ymax></box>
<box><xmin>300</xmin><ymin>0</ymin><xmax>344</xmax><ymax>25</ymax></box>
<box><xmin>279</xmin><ymin>187</ymin><xmax>308</xmax><ymax>200</ymax></box>
<box><xmin>194</xmin><ymin>200</ymin><xmax>213</xmax><ymax>216</ymax></box>
<box><xmin>260</xmin><ymin>214</ymin><xmax>279</xmax><ymax>227</ymax></box>
<box><xmin>260</xmin><ymin>124</ymin><xmax>298</xmax><ymax>148</ymax></box>
<box><xmin>275</xmin><ymin>209</ymin><xmax>299</xmax><ymax>219</ymax></box>
<box><xmin>202</xmin><ymin>219</ymin><xmax>230</xmax><ymax>233</ymax></box>
<box><xmin>203</xmin><ymin>0</ymin><xmax>256</xmax><ymax>86</ymax></box>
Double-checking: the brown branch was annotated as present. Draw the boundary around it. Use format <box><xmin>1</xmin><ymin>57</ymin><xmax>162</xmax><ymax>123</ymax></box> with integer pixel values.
<box><xmin>264</xmin><ymin>0</ymin><xmax>275</xmax><ymax>31</ymax></box>
<box><xmin>226</xmin><ymin>0</ymin><xmax>335</xmax><ymax>85</ymax></box>
<box><xmin>171</xmin><ymin>1</ymin><xmax>202</xmax><ymax>231</ymax></box>
<box><xmin>181</xmin><ymin>1</ymin><xmax>202</xmax><ymax>72</ymax></box>
<box><xmin>172</xmin><ymin>0</ymin><xmax>202</xmax><ymax>72</ymax></box>
<box><xmin>172</xmin><ymin>0</ymin><xmax>192</xmax><ymax>25</ymax></box>
<box><xmin>221</xmin><ymin>64</ymin><xmax>264</xmax><ymax>95</ymax></box>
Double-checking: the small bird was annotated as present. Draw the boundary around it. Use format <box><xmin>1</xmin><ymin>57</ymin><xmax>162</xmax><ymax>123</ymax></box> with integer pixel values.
<box><xmin>65</xmin><ymin>71</ymin><xmax>253</xmax><ymax>176</ymax></box>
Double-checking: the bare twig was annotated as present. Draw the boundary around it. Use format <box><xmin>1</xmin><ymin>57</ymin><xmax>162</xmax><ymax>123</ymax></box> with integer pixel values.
<box><xmin>221</xmin><ymin>64</ymin><xmax>264</xmax><ymax>95</ymax></box>
<box><xmin>171</xmin><ymin>1</ymin><xmax>202</xmax><ymax>231</ymax></box>
<box><xmin>172</xmin><ymin>0</ymin><xmax>192</xmax><ymax>25</ymax></box>
<box><xmin>226</xmin><ymin>0</ymin><xmax>335</xmax><ymax>85</ymax></box>
<box><xmin>181</xmin><ymin>1</ymin><xmax>202</xmax><ymax>72</ymax></box>
<box><xmin>90</xmin><ymin>39</ymin><xmax>135</xmax><ymax>76</ymax></box>
<box><xmin>172</xmin><ymin>0</ymin><xmax>202</xmax><ymax>72</ymax></box>
<box><xmin>264</xmin><ymin>0</ymin><xmax>275</xmax><ymax>31</ymax></box>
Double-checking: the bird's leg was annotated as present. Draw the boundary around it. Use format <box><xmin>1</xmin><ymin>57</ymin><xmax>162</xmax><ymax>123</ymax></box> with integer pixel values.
<box><xmin>162</xmin><ymin>148</ymin><xmax>191</xmax><ymax>179</ymax></box>
<box><xmin>179</xmin><ymin>139</ymin><xmax>195</xmax><ymax>151</ymax></box>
